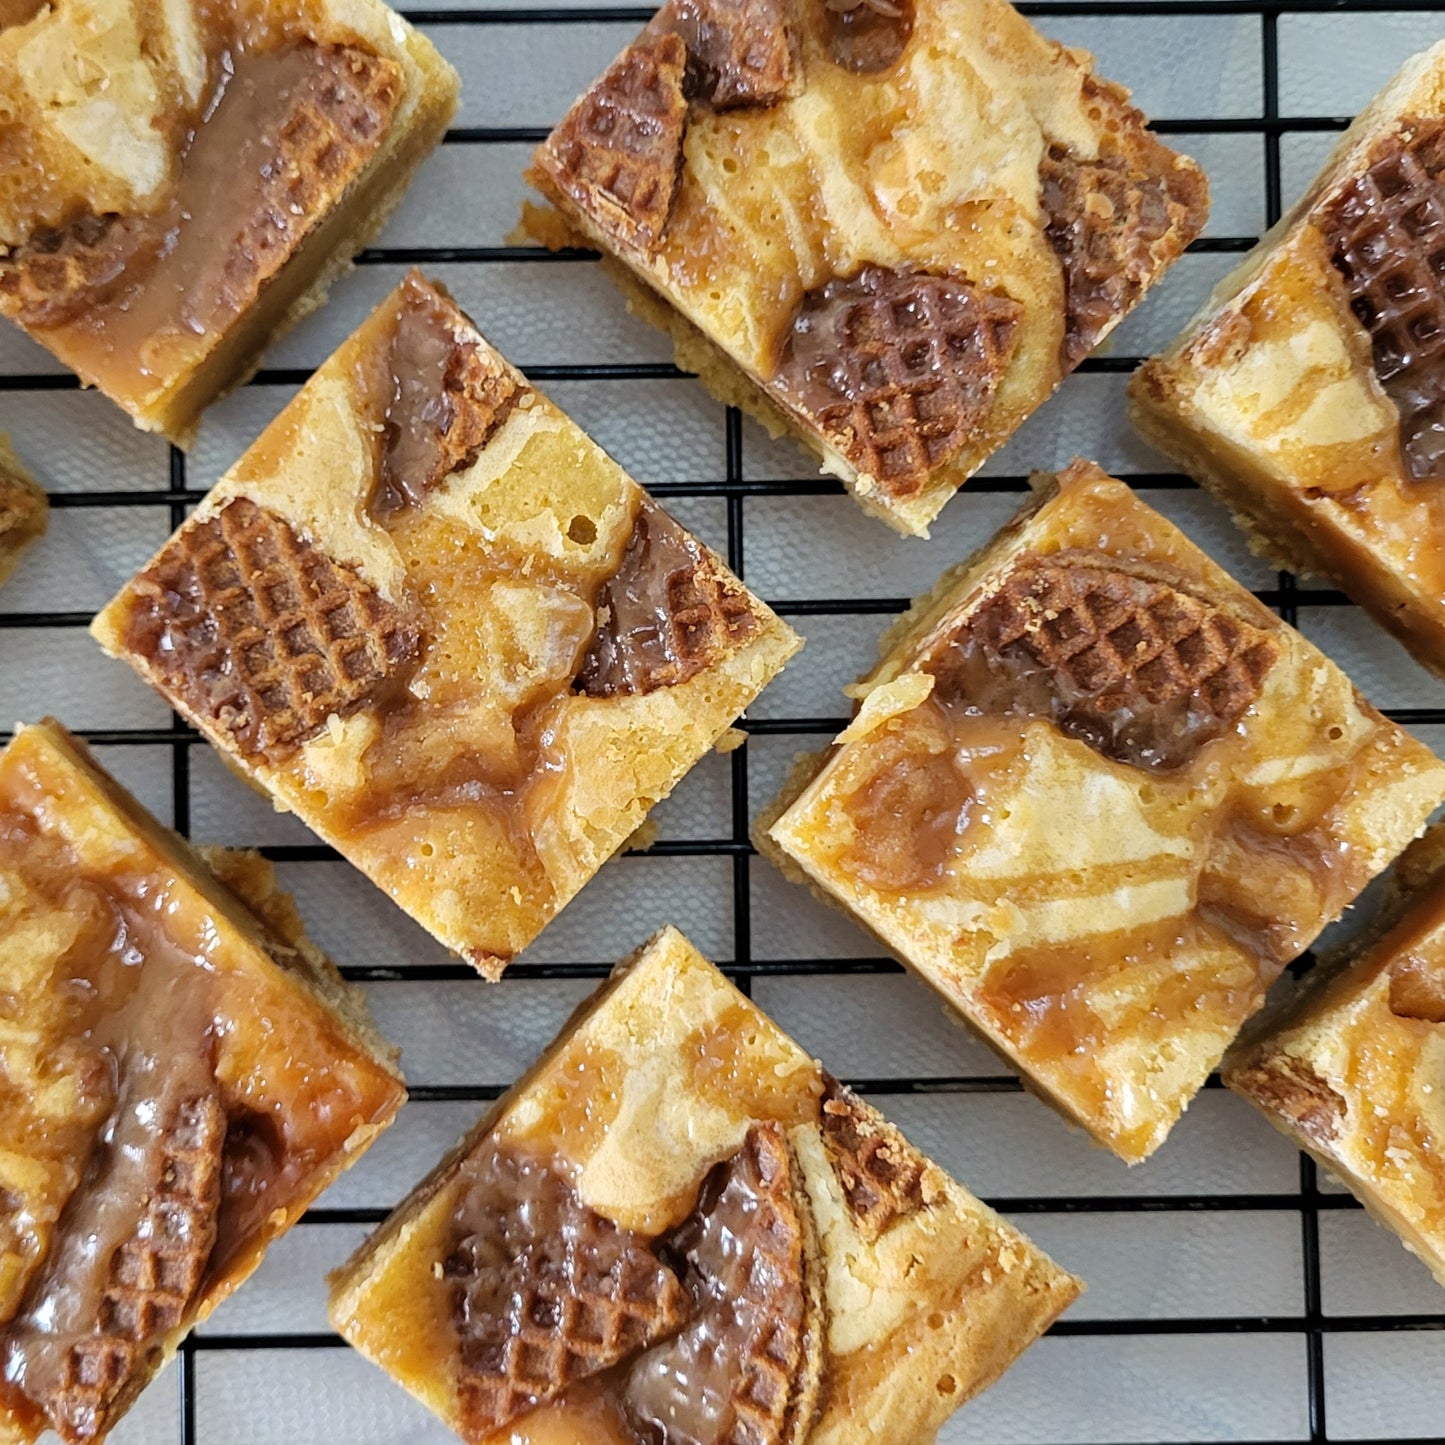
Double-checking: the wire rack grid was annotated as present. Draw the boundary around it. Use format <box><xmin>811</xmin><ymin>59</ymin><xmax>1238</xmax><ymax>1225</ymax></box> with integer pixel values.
<box><xmin>3</xmin><ymin>2</ymin><xmax>1445</xmax><ymax>1442</ymax></box>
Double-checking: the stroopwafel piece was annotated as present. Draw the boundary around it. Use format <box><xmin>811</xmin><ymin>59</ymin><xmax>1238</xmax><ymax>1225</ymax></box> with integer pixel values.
<box><xmin>0</xmin><ymin>0</ymin><xmax>458</xmax><ymax>440</ymax></box>
<box><xmin>445</xmin><ymin>1144</ymin><xmax>687</xmax><ymax>1435</ymax></box>
<box><xmin>528</xmin><ymin>0</ymin><xmax>1206</xmax><ymax>534</ymax></box>
<box><xmin>1041</xmin><ymin>117</ymin><xmax>1205</xmax><ymax>367</ymax></box>
<box><xmin>623</xmin><ymin>1121</ymin><xmax>824</xmax><ymax>1445</ymax></box>
<box><xmin>329</xmin><ymin>927</ymin><xmax>1080</xmax><ymax>1444</ymax></box>
<box><xmin>654</xmin><ymin>0</ymin><xmax>799</xmax><ymax>108</ymax></box>
<box><xmin>761</xmin><ymin>461</ymin><xmax>1445</xmax><ymax>1161</ymax></box>
<box><xmin>43</xmin><ymin>1091</ymin><xmax>225</xmax><ymax>1445</ymax></box>
<box><xmin>776</xmin><ymin>266</ymin><xmax>1022</xmax><ymax>501</ymax></box>
<box><xmin>372</xmin><ymin>273</ymin><xmax>521</xmax><ymax>515</ymax></box>
<box><xmin>578</xmin><ymin>499</ymin><xmax>759</xmax><ymax>696</ymax></box>
<box><xmin>819</xmin><ymin>1077</ymin><xmax>938</xmax><ymax>1243</ymax></box>
<box><xmin>121</xmin><ymin>497</ymin><xmax>423</xmax><ymax>765</ymax></box>
<box><xmin>939</xmin><ymin>553</ymin><xmax>1280</xmax><ymax>771</ymax></box>
<box><xmin>534</xmin><ymin>31</ymin><xmax>689</xmax><ymax>254</ymax></box>
<box><xmin>1317</xmin><ymin>120</ymin><xmax>1445</xmax><ymax>480</ymax></box>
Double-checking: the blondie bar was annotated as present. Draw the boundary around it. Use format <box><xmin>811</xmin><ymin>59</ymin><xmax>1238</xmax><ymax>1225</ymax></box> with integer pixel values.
<box><xmin>759</xmin><ymin>461</ymin><xmax>1445</xmax><ymax>1161</ymax></box>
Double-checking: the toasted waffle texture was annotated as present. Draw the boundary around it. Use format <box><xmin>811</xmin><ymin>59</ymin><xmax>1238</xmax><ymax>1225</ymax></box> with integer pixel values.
<box><xmin>446</xmin><ymin>1147</ymin><xmax>687</xmax><ymax>1433</ymax></box>
<box><xmin>125</xmin><ymin>497</ymin><xmax>424</xmax><ymax>764</ymax></box>
<box><xmin>0</xmin><ymin>434</ymin><xmax>46</xmax><ymax>588</ymax></box>
<box><xmin>1226</xmin><ymin>819</ymin><xmax>1445</xmax><ymax>1288</ymax></box>
<box><xmin>329</xmin><ymin>927</ymin><xmax>1080</xmax><ymax>1444</ymax></box>
<box><xmin>43</xmin><ymin>1093</ymin><xmax>224</xmax><ymax>1443</ymax></box>
<box><xmin>759</xmin><ymin>461</ymin><xmax>1445</xmax><ymax>1162</ymax></box>
<box><xmin>528</xmin><ymin>0</ymin><xmax>1206</xmax><ymax>534</ymax></box>
<box><xmin>1131</xmin><ymin>43</ymin><xmax>1445</xmax><ymax>679</ymax></box>
<box><xmin>93</xmin><ymin>274</ymin><xmax>801</xmax><ymax>976</ymax></box>
<box><xmin>0</xmin><ymin>0</ymin><xmax>459</xmax><ymax>441</ymax></box>
<box><xmin>0</xmin><ymin>721</ymin><xmax>405</xmax><ymax>1445</ymax></box>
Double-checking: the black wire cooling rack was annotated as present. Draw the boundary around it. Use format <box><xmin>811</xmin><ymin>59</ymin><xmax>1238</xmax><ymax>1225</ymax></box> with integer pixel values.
<box><xmin>3</xmin><ymin>3</ymin><xmax>1445</xmax><ymax>1442</ymax></box>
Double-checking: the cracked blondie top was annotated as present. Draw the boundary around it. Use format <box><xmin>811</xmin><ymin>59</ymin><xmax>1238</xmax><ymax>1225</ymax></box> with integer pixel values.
<box><xmin>1132</xmin><ymin>44</ymin><xmax>1445</xmax><ymax>680</ymax></box>
<box><xmin>330</xmin><ymin>926</ymin><xmax>1080</xmax><ymax>1445</ymax></box>
<box><xmin>525</xmin><ymin>0</ymin><xmax>1206</xmax><ymax>535</ymax></box>
<box><xmin>1227</xmin><ymin>820</ymin><xmax>1445</xmax><ymax>1289</ymax></box>
<box><xmin>758</xmin><ymin>461</ymin><xmax>1445</xmax><ymax>1162</ymax></box>
<box><xmin>92</xmin><ymin>274</ymin><xmax>800</xmax><ymax>976</ymax></box>
<box><xmin>0</xmin><ymin>0</ymin><xmax>458</xmax><ymax>440</ymax></box>
<box><xmin>0</xmin><ymin>720</ymin><xmax>404</xmax><ymax>1445</ymax></box>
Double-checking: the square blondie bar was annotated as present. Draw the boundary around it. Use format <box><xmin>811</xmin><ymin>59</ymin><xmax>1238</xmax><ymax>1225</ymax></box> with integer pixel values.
<box><xmin>0</xmin><ymin>720</ymin><xmax>405</xmax><ymax>1444</ymax></box>
<box><xmin>0</xmin><ymin>0</ymin><xmax>458</xmax><ymax>441</ymax></box>
<box><xmin>330</xmin><ymin>925</ymin><xmax>1080</xmax><ymax>1444</ymax></box>
<box><xmin>1133</xmin><ymin>44</ymin><xmax>1445</xmax><ymax>679</ymax></box>
<box><xmin>0</xmin><ymin>434</ymin><xmax>45</xmax><ymax>589</ymax></box>
<box><xmin>525</xmin><ymin>0</ymin><xmax>1207</xmax><ymax>535</ymax></box>
<box><xmin>1227</xmin><ymin>821</ymin><xmax>1445</xmax><ymax>1288</ymax></box>
<box><xmin>92</xmin><ymin>274</ymin><xmax>800</xmax><ymax>976</ymax></box>
<box><xmin>759</xmin><ymin>461</ymin><xmax>1445</xmax><ymax>1161</ymax></box>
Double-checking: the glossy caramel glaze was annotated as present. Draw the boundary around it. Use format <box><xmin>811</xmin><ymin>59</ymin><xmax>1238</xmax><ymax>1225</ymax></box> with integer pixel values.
<box><xmin>0</xmin><ymin>722</ymin><xmax>403</xmax><ymax>1443</ymax></box>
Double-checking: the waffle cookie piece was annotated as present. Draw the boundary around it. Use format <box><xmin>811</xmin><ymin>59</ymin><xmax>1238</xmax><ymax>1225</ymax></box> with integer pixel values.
<box><xmin>0</xmin><ymin>720</ymin><xmax>405</xmax><ymax>1445</ymax></box>
<box><xmin>757</xmin><ymin>461</ymin><xmax>1445</xmax><ymax>1162</ymax></box>
<box><xmin>330</xmin><ymin>926</ymin><xmax>1080</xmax><ymax>1444</ymax></box>
<box><xmin>524</xmin><ymin>0</ymin><xmax>1206</xmax><ymax>536</ymax></box>
<box><xmin>1226</xmin><ymin>821</ymin><xmax>1445</xmax><ymax>1289</ymax></box>
<box><xmin>0</xmin><ymin>434</ymin><xmax>45</xmax><ymax>588</ymax></box>
<box><xmin>0</xmin><ymin>0</ymin><xmax>458</xmax><ymax>443</ymax></box>
<box><xmin>92</xmin><ymin>274</ymin><xmax>800</xmax><ymax>976</ymax></box>
<box><xmin>1132</xmin><ymin>44</ymin><xmax>1445</xmax><ymax>679</ymax></box>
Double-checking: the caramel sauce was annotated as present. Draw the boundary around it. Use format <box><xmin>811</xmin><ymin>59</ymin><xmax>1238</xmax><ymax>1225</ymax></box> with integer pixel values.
<box><xmin>506</xmin><ymin>1036</ymin><xmax>627</xmax><ymax>1169</ymax></box>
<box><xmin>975</xmin><ymin>915</ymin><xmax>1255</xmax><ymax>1131</ymax></box>
<box><xmin>0</xmin><ymin>748</ymin><xmax>398</xmax><ymax>1436</ymax></box>
<box><xmin>1339</xmin><ymin>1012</ymin><xmax>1445</xmax><ymax>1206</ymax></box>
<box><xmin>833</xmin><ymin>703</ymin><xmax>1022</xmax><ymax>898</ymax></box>
<box><xmin>683</xmin><ymin>1003</ymin><xmax>824</xmax><ymax>1133</ymax></box>
<box><xmin>11</xmin><ymin>31</ymin><xmax>397</xmax><ymax>404</ymax></box>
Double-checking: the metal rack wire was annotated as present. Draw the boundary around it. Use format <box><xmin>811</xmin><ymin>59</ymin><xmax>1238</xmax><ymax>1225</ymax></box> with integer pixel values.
<box><xmin>2</xmin><ymin>2</ymin><xmax>1445</xmax><ymax>1441</ymax></box>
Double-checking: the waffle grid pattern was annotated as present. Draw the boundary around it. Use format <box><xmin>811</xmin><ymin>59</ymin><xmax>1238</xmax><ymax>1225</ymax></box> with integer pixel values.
<box><xmin>0</xmin><ymin>4</ymin><xmax>1442</xmax><ymax>1442</ymax></box>
<box><xmin>1321</xmin><ymin>120</ymin><xmax>1445</xmax><ymax>479</ymax></box>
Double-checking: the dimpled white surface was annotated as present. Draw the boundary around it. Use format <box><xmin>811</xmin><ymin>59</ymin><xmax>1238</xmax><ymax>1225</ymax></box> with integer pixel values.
<box><xmin>1</xmin><ymin>4</ymin><xmax>1443</xmax><ymax>1443</ymax></box>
